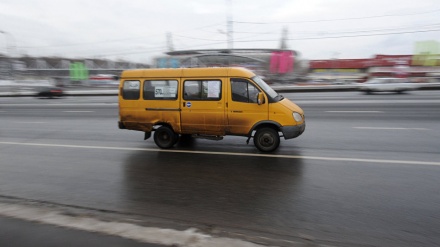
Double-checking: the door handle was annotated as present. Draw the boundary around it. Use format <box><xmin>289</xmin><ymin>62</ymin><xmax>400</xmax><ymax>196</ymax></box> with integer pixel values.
<box><xmin>232</xmin><ymin>110</ymin><xmax>243</xmax><ymax>113</ymax></box>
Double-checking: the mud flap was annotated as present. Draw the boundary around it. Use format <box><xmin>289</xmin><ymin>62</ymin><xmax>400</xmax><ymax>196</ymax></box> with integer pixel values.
<box><xmin>144</xmin><ymin>132</ymin><xmax>152</xmax><ymax>140</ymax></box>
<box><xmin>246</xmin><ymin>136</ymin><xmax>251</xmax><ymax>144</ymax></box>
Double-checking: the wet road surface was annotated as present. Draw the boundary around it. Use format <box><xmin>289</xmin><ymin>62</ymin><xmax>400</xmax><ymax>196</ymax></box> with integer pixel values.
<box><xmin>0</xmin><ymin>91</ymin><xmax>439</xmax><ymax>246</ymax></box>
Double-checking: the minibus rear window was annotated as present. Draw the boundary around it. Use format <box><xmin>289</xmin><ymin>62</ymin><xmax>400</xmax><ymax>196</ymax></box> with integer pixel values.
<box><xmin>122</xmin><ymin>80</ymin><xmax>140</xmax><ymax>100</ymax></box>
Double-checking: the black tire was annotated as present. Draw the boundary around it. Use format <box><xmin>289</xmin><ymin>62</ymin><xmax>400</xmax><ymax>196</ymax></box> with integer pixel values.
<box><xmin>154</xmin><ymin>126</ymin><xmax>177</xmax><ymax>149</ymax></box>
<box><xmin>172</xmin><ymin>133</ymin><xmax>180</xmax><ymax>145</ymax></box>
<box><xmin>253</xmin><ymin>127</ymin><xmax>280</xmax><ymax>152</ymax></box>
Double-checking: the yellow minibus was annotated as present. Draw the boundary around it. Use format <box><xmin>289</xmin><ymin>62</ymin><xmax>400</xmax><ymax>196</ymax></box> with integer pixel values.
<box><xmin>118</xmin><ymin>67</ymin><xmax>305</xmax><ymax>152</ymax></box>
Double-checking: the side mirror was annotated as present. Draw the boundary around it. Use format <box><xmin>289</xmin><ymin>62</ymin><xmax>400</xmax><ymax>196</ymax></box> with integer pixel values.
<box><xmin>257</xmin><ymin>92</ymin><xmax>265</xmax><ymax>105</ymax></box>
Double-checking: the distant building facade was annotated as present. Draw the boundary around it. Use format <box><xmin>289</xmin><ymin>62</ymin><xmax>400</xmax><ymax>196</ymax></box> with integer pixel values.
<box><xmin>153</xmin><ymin>49</ymin><xmax>309</xmax><ymax>83</ymax></box>
<box><xmin>309</xmin><ymin>54</ymin><xmax>440</xmax><ymax>83</ymax></box>
<box><xmin>0</xmin><ymin>55</ymin><xmax>149</xmax><ymax>82</ymax></box>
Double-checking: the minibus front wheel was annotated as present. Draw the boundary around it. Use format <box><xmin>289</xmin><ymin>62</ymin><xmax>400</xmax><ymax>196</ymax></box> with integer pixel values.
<box><xmin>154</xmin><ymin>126</ymin><xmax>177</xmax><ymax>149</ymax></box>
<box><xmin>254</xmin><ymin>127</ymin><xmax>280</xmax><ymax>152</ymax></box>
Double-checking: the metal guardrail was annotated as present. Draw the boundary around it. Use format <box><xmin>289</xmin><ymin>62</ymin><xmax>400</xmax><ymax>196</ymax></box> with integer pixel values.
<box><xmin>1</xmin><ymin>83</ymin><xmax>440</xmax><ymax>97</ymax></box>
<box><xmin>272</xmin><ymin>83</ymin><xmax>440</xmax><ymax>92</ymax></box>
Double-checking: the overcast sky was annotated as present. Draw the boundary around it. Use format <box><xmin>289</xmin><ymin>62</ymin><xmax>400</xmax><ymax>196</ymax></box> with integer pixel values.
<box><xmin>0</xmin><ymin>0</ymin><xmax>439</xmax><ymax>63</ymax></box>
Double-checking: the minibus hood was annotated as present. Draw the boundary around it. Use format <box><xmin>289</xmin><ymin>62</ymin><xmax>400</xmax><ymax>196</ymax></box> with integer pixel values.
<box><xmin>279</xmin><ymin>98</ymin><xmax>304</xmax><ymax>114</ymax></box>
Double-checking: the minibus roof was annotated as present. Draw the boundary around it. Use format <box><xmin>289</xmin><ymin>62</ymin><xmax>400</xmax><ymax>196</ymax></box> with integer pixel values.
<box><xmin>120</xmin><ymin>67</ymin><xmax>256</xmax><ymax>79</ymax></box>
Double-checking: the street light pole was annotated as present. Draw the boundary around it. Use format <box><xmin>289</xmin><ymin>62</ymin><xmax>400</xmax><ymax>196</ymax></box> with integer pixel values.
<box><xmin>332</xmin><ymin>52</ymin><xmax>340</xmax><ymax>83</ymax></box>
<box><xmin>226</xmin><ymin>0</ymin><xmax>233</xmax><ymax>51</ymax></box>
<box><xmin>0</xmin><ymin>30</ymin><xmax>16</xmax><ymax>80</ymax></box>
<box><xmin>0</xmin><ymin>30</ymin><xmax>16</xmax><ymax>56</ymax></box>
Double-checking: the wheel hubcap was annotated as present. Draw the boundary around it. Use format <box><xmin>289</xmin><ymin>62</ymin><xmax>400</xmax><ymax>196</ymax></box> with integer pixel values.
<box><xmin>161</xmin><ymin>133</ymin><xmax>170</xmax><ymax>141</ymax></box>
<box><xmin>261</xmin><ymin>133</ymin><xmax>274</xmax><ymax>147</ymax></box>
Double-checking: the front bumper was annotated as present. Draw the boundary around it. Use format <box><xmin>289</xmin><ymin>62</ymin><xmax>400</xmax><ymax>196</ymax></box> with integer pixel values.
<box><xmin>281</xmin><ymin>122</ymin><xmax>306</xmax><ymax>139</ymax></box>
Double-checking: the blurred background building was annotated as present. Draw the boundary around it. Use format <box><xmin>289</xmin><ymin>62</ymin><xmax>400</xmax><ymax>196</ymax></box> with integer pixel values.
<box><xmin>0</xmin><ymin>55</ymin><xmax>149</xmax><ymax>86</ymax></box>
<box><xmin>308</xmin><ymin>54</ymin><xmax>440</xmax><ymax>84</ymax></box>
<box><xmin>1</xmin><ymin>51</ymin><xmax>439</xmax><ymax>87</ymax></box>
<box><xmin>153</xmin><ymin>49</ymin><xmax>310</xmax><ymax>84</ymax></box>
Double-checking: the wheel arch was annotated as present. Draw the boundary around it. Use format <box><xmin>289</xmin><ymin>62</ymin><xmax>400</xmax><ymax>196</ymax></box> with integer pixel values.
<box><xmin>153</xmin><ymin>122</ymin><xmax>175</xmax><ymax>132</ymax></box>
<box><xmin>248</xmin><ymin>121</ymin><xmax>281</xmax><ymax>137</ymax></box>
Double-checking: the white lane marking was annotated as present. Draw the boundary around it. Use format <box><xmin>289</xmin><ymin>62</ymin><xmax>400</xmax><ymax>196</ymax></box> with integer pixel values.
<box><xmin>0</xmin><ymin>103</ymin><xmax>117</xmax><ymax>106</ymax></box>
<box><xmin>354</xmin><ymin>127</ymin><xmax>430</xmax><ymax>130</ymax></box>
<box><xmin>296</xmin><ymin>99</ymin><xmax>440</xmax><ymax>105</ymax></box>
<box><xmin>0</xmin><ymin>202</ymin><xmax>264</xmax><ymax>247</ymax></box>
<box><xmin>14</xmin><ymin>122</ymin><xmax>47</xmax><ymax>124</ymax></box>
<box><xmin>0</xmin><ymin>141</ymin><xmax>439</xmax><ymax>167</ymax></box>
<box><xmin>326</xmin><ymin>111</ymin><xmax>384</xmax><ymax>113</ymax></box>
<box><xmin>62</xmin><ymin>111</ymin><xmax>95</xmax><ymax>113</ymax></box>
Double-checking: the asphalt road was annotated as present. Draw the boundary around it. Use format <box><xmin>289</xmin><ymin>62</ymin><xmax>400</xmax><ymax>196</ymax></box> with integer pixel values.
<box><xmin>0</xmin><ymin>91</ymin><xmax>439</xmax><ymax>246</ymax></box>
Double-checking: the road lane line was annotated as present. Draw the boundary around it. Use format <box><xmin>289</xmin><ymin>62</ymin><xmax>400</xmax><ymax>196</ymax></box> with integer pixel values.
<box><xmin>353</xmin><ymin>127</ymin><xmax>430</xmax><ymax>130</ymax></box>
<box><xmin>14</xmin><ymin>122</ymin><xmax>47</xmax><ymax>124</ymax></box>
<box><xmin>62</xmin><ymin>111</ymin><xmax>95</xmax><ymax>113</ymax></box>
<box><xmin>0</xmin><ymin>103</ymin><xmax>117</xmax><ymax>106</ymax></box>
<box><xmin>326</xmin><ymin>111</ymin><xmax>384</xmax><ymax>113</ymax></box>
<box><xmin>1</xmin><ymin>141</ymin><xmax>439</xmax><ymax>167</ymax></box>
<box><xmin>295</xmin><ymin>99</ymin><xmax>440</xmax><ymax>104</ymax></box>
<box><xmin>0</xmin><ymin>202</ymin><xmax>265</xmax><ymax>247</ymax></box>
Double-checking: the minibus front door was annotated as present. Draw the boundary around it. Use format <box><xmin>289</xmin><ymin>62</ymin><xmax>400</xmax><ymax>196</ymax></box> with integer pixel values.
<box><xmin>227</xmin><ymin>79</ymin><xmax>269</xmax><ymax>135</ymax></box>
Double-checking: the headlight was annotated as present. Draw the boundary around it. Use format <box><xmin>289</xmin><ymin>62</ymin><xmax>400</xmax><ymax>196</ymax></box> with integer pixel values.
<box><xmin>293</xmin><ymin>112</ymin><xmax>303</xmax><ymax>122</ymax></box>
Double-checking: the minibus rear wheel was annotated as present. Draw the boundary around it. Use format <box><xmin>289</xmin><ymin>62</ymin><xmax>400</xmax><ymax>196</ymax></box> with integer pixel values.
<box><xmin>254</xmin><ymin>127</ymin><xmax>280</xmax><ymax>152</ymax></box>
<box><xmin>154</xmin><ymin>126</ymin><xmax>177</xmax><ymax>149</ymax></box>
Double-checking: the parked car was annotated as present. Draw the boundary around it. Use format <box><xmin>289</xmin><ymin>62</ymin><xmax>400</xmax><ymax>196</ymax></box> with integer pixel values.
<box><xmin>359</xmin><ymin>78</ymin><xmax>418</xmax><ymax>94</ymax></box>
<box><xmin>36</xmin><ymin>86</ymin><xmax>63</xmax><ymax>98</ymax></box>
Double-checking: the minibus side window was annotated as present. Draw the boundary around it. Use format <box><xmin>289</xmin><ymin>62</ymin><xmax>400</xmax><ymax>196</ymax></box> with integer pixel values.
<box><xmin>231</xmin><ymin>79</ymin><xmax>260</xmax><ymax>103</ymax></box>
<box><xmin>183</xmin><ymin>80</ymin><xmax>222</xmax><ymax>101</ymax></box>
<box><xmin>122</xmin><ymin>80</ymin><xmax>140</xmax><ymax>100</ymax></box>
<box><xmin>144</xmin><ymin>80</ymin><xmax>178</xmax><ymax>100</ymax></box>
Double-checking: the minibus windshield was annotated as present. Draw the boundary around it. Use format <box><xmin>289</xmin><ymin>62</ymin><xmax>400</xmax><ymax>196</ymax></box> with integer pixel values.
<box><xmin>252</xmin><ymin>76</ymin><xmax>280</xmax><ymax>101</ymax></box>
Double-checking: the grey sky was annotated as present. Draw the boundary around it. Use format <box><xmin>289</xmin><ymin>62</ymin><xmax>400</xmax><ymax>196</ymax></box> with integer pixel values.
<box><xmin>0</xmin><ymin>0</ymin><xmax>439</xmax><ymax>63</ymax></box>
